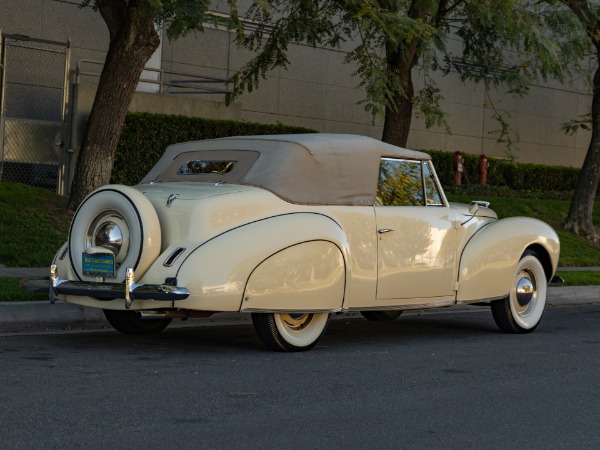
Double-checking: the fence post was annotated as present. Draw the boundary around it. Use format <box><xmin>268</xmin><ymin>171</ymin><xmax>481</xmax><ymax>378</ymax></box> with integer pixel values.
<box><xmin>479</xmin><ymin>154</ymin><xmax>488</xmax><ymax>185</ymax></box>
<box><xmin>0</xmin><ymin>31</ymin><xmax>5</xmax><ymax>181</ymax></box>
<box><xmin>453</xmin><ymin>151</ymin><xmax>463</xmax><ymax>186</ymax></box>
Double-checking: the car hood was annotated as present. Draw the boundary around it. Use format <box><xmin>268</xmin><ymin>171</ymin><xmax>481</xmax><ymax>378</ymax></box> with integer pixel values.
<box><xmin>450</xmin><ymin>202</ymin><xmax>498</xmax><ymax>219</ymax></box>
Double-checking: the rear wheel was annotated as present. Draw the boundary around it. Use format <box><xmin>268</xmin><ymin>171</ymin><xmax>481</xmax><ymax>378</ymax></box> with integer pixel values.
<box><xmin>360</xmin><ymin>310</ymin><xmax>403</xmax><ymax>321</ymax></box>
<box><xmin>103</xmin><ymin>309</ymin><xmax>171</xmax><ymax>335</ymax></box>
<box><xmin>251</xmin><ymin>312</ymin><xmax>330</xmax><ymax>352</ymax></box>
<box><xmin>491</xmin><ymin>250</ymin><xmax>547</xmax><ymax>333</ymax></box>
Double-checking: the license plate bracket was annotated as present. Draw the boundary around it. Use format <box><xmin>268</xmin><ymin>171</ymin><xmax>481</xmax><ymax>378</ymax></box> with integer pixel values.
<box><xmin>82</xmin><ymin>253</ymin><xmax>115</xmax><ymax>278</ymax></box>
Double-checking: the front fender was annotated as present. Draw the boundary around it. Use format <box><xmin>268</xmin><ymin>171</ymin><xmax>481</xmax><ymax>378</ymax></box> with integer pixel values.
<box><xmin>457</xmin><ymin>217</ymin><xmax>559</xmax><ymax>303</ymax></box>
<box><xmin>175</xmin><ymin>213</ymin><xmax>350</xmax><ymax>311</ymax></box>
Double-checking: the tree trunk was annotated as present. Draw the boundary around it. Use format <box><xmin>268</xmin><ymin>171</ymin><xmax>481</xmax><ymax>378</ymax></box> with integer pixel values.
<box><xmin>564</xmin><ymin>52</ymin><xmax>600</xmax><ymax>241</ymax></box>
<box><xmin>382</xmin><ymin>59</ymin><xmax>415</xmax><ymax>147</ymax></box>
<box><xmin>68</xmin><ymin>1</ymin><xmax>159</xmax><ymax>211</ymax></box>
<box><xmin>381</xmin><ymin>1</ymin><xmax>430</xmax><ymax>147</ymax></box>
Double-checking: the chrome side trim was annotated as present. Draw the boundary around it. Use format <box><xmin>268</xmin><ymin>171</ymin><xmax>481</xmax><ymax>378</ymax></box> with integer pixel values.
<box><xmin>349</xmin><ymin>300</ymin><xmax>455</xmax><ymax>311</ymax></box>
<box><xmin>456</xmin><ymin>295</ymin><xmax>507</xmax><ymax>305</ymax></box>
<box><xmin>241</xmin><ymin>307</ymin><xmax>343</xmax><ymax>314</ymax></box>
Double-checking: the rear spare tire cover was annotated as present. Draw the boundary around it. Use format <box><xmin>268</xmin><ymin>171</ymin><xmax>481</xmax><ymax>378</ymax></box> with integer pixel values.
<box><xmin>69</xmin><ymin>185</ymin><xmax>161</xmax><ymax>282</ymax></box>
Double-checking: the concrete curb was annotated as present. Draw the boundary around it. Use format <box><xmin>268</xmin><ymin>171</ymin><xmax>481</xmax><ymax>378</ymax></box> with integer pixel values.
<box><xmin>0</xmin><ymin>286</ymin><xmax>597</xmax><ymax>328</ymax></box>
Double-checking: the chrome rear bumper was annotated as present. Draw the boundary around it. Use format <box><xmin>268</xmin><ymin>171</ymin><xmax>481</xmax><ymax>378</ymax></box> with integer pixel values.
<box><xmin>49</xmin><ymin>265</ymin><xmax>189</xmax><ymax>309</ymax></box>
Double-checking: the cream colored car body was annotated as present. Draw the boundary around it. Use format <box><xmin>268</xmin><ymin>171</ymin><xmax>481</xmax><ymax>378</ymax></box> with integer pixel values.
<box><xmin>52</xmin><ymin>133</ymin><xmax>560</xmax><ymax>330</ymax></box>
<box><xmin>53</xmin><ymin>181</ymin><xmax>559</xmax><ymax>315</ymax></box>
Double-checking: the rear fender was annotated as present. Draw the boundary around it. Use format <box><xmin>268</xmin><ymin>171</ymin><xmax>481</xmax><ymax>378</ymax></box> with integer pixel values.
<box><xmin>242</xmin><ymin>240</ymin><xmax>346</xmax><ymax>312</ymax></box>
<box><xmin>457</xmin><ymin>217</ymin><xmax>559</xmax><ymax>303</ymax></box>
<box><xmin>175</xmin><ymin>213</ymin><xmax>350</xmax><ymax>311</ymax></box>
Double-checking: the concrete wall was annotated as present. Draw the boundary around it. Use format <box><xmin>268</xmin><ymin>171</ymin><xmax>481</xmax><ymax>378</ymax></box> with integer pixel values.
<box><xmin>0</xmin><ymin>0</ymin><xmax>593</xmax><ymax>170</ymax></box>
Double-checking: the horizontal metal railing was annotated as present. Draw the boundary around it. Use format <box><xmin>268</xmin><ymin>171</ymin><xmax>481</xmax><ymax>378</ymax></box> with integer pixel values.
<box><xmin>76</xmin><ymin>59</ymin><xmax>230</xmax><ymax>95</ymax></box>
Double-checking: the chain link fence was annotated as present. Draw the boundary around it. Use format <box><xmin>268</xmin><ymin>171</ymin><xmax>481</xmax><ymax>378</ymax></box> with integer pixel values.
<box><xmin>0</xmin><ymin>34</ymin><xmax>70</xmax><ymax>192</ymax></box>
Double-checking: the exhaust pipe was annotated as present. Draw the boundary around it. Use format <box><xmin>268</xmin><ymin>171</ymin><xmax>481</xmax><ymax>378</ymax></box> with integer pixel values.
<box><xmin>137</xmin><ymin>311</ymin><xmax>168</xmax><ymax>320</ymax></box>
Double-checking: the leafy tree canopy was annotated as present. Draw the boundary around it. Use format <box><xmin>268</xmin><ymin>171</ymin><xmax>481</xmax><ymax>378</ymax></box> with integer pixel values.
<box><xmin>228</xmin><ymin>0</ymin><xmax>579</xmax><ymax>142</ymax></box>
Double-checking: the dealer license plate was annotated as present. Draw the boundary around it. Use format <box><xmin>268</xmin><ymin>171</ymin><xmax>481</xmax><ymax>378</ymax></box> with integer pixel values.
<box><xmin>82</xmin><ymin>253</ymin><xmax>115</xmax><ymax>278</ymax></box>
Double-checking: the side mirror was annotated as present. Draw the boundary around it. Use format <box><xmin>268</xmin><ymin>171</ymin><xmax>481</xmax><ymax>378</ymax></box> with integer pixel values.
<box><xmin>469</xmin><ymin>200</ymin><xmax>490</xmax><ymax>215</ymax></box>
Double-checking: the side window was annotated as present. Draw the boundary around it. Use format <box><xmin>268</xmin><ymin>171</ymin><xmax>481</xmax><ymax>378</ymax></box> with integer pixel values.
<box><xmin>377</xmin><ymin>159</ymin><xmax>424</xmax><ymax>206</ymax></box>
<box><xmin>423</xmin><ymin>162</ymin><xmax>443</xmax><ymax>206</ymax></box>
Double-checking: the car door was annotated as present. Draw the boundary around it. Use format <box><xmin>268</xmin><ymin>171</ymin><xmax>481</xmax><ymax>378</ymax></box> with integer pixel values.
<box><xmin>375</xmin><ymin>158</ymin><xmax>458</xmax><ymax>301</ymax></box>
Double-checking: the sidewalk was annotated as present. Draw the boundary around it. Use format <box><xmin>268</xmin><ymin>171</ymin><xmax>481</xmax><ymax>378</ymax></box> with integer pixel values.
<box><xmin>2</xmin><ymin>266</ymin><xmax>599</xmax><ymax>328</ymax></box>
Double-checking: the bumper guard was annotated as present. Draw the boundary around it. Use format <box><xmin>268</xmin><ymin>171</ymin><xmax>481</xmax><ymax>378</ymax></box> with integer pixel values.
<box><xmin>50</xmin><ymin>265</ymin><xmax>189</xmax><ymax>309</ymax></box>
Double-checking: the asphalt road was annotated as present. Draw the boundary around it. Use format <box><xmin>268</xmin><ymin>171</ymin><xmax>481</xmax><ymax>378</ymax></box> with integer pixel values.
<box><xmin>1</xmin><ymin>305</ymin><xmax>600</xmax><ymax>449</ymax></box>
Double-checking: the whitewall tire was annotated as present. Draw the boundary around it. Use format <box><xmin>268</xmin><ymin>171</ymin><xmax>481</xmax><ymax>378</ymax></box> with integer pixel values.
<box><xmin>251</xmin><ymin>312</ymin><xmax>331</xmax><ymax>352</ymax></box>
<box><xmin>69</xmin><ymin>185</ymin><xmax>161</xmax><ymax>282</ymax></box>
<box><xmin>491</xmin><ymin>250</ymin><xmax>547</xmax><ymax>333</ymax></box>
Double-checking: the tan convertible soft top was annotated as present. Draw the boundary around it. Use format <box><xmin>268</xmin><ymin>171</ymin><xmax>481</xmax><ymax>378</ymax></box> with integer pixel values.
<box><xmin>141</xmin><ymin>133</ymin><xmax>431</xmax><ymax>205</ymax></box>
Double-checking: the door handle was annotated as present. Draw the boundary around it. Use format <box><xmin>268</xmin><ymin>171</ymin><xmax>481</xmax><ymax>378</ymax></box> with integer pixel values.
<box><xmin>377</xmin><ymin>228</ymin><xmax>395</xmax><ymax>234</ymax></box>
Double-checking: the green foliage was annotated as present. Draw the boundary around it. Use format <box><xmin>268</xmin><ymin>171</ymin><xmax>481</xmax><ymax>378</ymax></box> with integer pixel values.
<box><xmin>554</xmin><ymin>271</ymin><xmax>600</xmax><ymax>287</ymax></box>
<box><xmin>228</xmin><ymin>0</ymin><xmax>571</xmax><ymax>145</ymax></box>
<box><xmin>111</xmin><ymin>112</ymin><xmax>316</xmax><ymax>185</ymax></box>
<box><xmin>0</xmin><ymin>278</ymin><xmax>48</xmax><ymax>302</ymax></box>
<box><xmin>427</xmin><ymin>150</ymin><xmax>580</xmax><ymax>192</ymax></box>
<box><xmin>0</xmin><ymin>182</ymin><xmax>71</xmax><ymax>267</ymax></box>
<box><xmin>562</xmin><ymin>114</ymin><xmax>592</xmax><ymax>136</ymax></box>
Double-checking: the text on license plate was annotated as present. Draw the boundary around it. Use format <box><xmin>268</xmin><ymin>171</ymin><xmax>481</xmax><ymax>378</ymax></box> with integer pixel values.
<box><xmin>82</xmin><ymin>253</ymin><xmax>115</xmax><ymax>278</ymax></box>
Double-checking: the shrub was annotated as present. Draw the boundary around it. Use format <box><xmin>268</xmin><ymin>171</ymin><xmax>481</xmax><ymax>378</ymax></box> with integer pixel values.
<box><xmin>111</xmin><ymin>112</ymin><xmax>316</xmax><ymax>185</ymax></box>
<box><xmin>426</xmin><ymin>150</ymin><xmax>580</xmax><ymax>192</ymax></box>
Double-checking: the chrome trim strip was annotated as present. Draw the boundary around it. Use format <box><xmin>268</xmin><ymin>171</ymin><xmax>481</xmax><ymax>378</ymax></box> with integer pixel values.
<box><xmin>241</xmin><ymin>307</ymin><xmax>343</xmax><ymax>314</ymax></box>
<box><xmin>457</xmin><ymin>295</ymin><xmax>507</xmax><ymax>305</ymax></box>
<box><xmin>349</xmin><ymin>300</ymin><xmax>455</xmax><ymax>311</ymax></box>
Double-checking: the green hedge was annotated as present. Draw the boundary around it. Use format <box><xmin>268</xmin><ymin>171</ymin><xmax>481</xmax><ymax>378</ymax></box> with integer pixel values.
<box><xmin>111</xmin><ymin>112</ymin><xmax>316</xmax><ymax>185</ymax></box>
<box><xmin>426</xmin><ymin>150</ymin><xmax>580</xmax><ymax>192</ymax></box>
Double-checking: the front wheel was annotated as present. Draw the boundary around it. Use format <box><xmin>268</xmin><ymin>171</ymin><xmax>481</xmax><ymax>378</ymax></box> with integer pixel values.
<box><xmin>491</xmin><ymin>250</ymin><xmax>547</xmax><ymax>334</ymax></box>
<box><xmin>103</xmin><ymin>309</ymin><xmax>171</xmax><ymax>335</ymax></box>
<box><xmin>251</xmin><ymin>312</ymin><xmax>330</xmax><ymax>352</ymax></box>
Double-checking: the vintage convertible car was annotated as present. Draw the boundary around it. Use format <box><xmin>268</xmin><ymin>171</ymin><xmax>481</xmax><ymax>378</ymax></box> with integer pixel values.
<box><xmin>50</xmin><ymin>134</ymin><xmax>560</xmax><ymax>351</ymax></box>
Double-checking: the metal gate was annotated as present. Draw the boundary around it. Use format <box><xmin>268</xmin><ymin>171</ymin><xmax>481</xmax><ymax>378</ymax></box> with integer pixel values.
<box><xmin>0</xmin><ymin>33</ymin><xmax>70</xmax><ymax>193</ymax></box>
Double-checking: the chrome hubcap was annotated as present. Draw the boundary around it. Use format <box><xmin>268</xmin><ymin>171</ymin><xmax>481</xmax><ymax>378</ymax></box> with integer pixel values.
<box><xmin>94</xmin><ymin>221</ymin><xmax>123</xmax><ymax>254</ymax></box>
<box><xmin>281</xmin><ymin>313</ymin><xmax>313</xmax><ymax>331</ymax></box>
<box><xmin>85</xmin><ymin>210</ymin><xmax>129</xmax><ymax>263</ymax></box>
<box><xmin>514</xmin><ymin>270</ymin><xmax>537</xmax><ymax>316</ymax></box>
